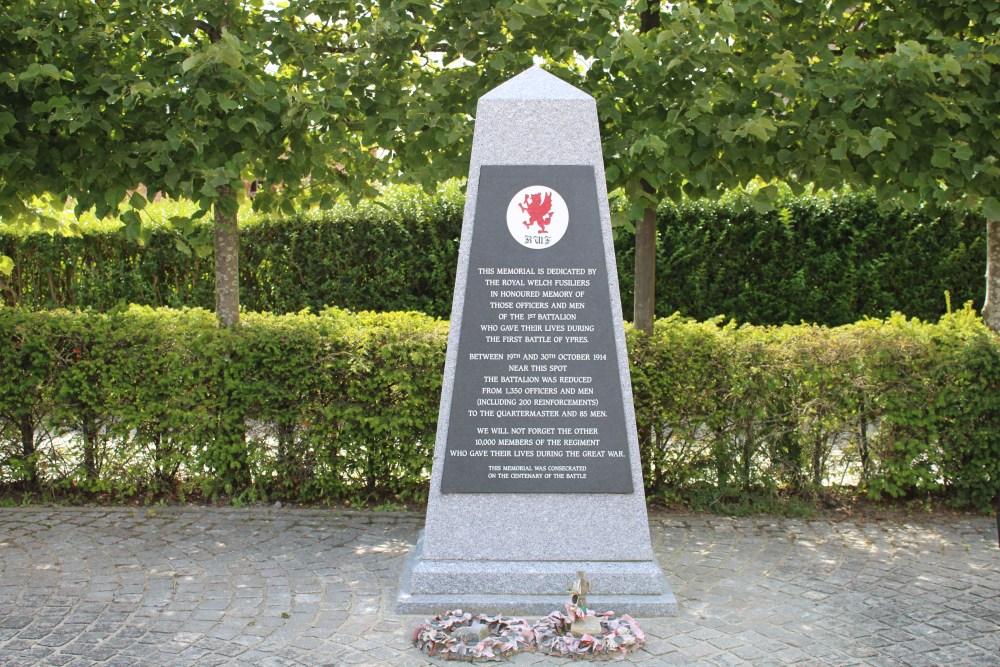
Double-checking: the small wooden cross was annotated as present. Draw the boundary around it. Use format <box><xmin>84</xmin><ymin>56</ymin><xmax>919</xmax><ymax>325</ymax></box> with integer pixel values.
<box><xmin>569</xmin><ymin>571</ymin><xmax>590</xmax><ymax>613</ymax></box>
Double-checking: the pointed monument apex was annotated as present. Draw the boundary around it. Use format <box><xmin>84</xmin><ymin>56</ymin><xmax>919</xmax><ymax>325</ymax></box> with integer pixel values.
<box><xmin>480</xmin><ymin>65</ymin><xmax>593</xmax><ymax>101</ymax></box>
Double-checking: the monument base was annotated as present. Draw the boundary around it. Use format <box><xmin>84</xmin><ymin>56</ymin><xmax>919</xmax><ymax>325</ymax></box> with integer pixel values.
<box><xmin>397</xmin><ymin>531</ymin><xmax>677</xmax><ymax>616</ymax></box>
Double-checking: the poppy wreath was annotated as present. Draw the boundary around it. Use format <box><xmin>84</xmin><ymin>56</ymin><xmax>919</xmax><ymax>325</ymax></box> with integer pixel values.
<box><xmin>412</xmin><ymin>610</ymin><xmax>534</xmax><ymax>661</ymax></box>
<box><xmin>531</xmin><ymin>604</ymin><xmax>646</xmax><ymax>658</ymax></box>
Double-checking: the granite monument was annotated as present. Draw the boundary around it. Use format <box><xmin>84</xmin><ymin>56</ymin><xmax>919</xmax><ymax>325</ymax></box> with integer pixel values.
<box><xmin>397</xmin><ymin>66</ymin><xmax>675</xmax><ymax>615</ymax></box>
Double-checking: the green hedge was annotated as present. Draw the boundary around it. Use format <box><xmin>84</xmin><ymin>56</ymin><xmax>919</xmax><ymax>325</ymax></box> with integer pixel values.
<box><xmin>0</xmin><ymin>187</ymin><xmax>985</xmax><ymax>325</ymax></box>
<box><xmin>0</xmin><ymin>183</ymin><xmax>465</xmax><ymax>318</ymax></box>
<box><xmin>615</xmin><ymin>191</ymin><xmax>986</xmax><ymax>326</ymax></box>
<box><xmin>2</xmin><ymin>305</ymin><xmax>997</xmax><ymax>510</ymax></box>
<box><xmin>627</xmin><ymin>306</ymin><xmax>1000</xmax><ymax>511</ymax></box>
<box><xmin>0</xmin><ymin>306</ymin><xmax>447</xmax><ymax>502</ymax></box>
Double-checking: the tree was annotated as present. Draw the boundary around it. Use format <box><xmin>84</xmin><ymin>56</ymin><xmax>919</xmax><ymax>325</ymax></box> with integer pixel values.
<box><xmin>5</xmin><ymin>2</ymin><xmax>998</xmax><ymax>332</ymax></box>
<box><xmin>589</xmin><ymin>0</ymin><xmax>1000</xmax><ymax>331</ymax></box>
<box><xmin>371</xmin><ymin>0</ymin><xmax>1000</xmax><ymax>332</ymax></box>
<box><xmin>1</xmin><ymin>0</ymin><xmax>423</xmax><ymax>325</ymax></box>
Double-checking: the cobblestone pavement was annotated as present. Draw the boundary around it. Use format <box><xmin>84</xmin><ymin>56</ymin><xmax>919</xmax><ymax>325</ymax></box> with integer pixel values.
<box><xmin>0</xmin><ymin>507</ymin><xmax>997</xmax><ymax>666</ymax></box>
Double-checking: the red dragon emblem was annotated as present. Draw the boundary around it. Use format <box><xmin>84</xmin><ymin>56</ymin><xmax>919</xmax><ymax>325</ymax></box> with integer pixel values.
<box><xmin>518</xmin><ymin>191</ymin><xmax>554</xmax><ymax>233</ymax></box>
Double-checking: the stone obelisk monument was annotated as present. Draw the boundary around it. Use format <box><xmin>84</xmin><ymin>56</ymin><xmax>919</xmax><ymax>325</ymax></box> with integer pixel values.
<box><xmin>397</xmin><ymin>66</ymin><xmax>675</xmax><ymax>615</ymax></box>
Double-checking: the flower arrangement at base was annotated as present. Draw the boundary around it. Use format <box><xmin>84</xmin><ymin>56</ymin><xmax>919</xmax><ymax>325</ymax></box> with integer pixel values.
<box><xmin>531</xmin><ymin>603</ymin><xmax>646</xmax><ymax>658</ymax></box>
<box><xmin>412</xmin><ymin>609</ymin><xmax>535</xmax><ymax>661</ymax></box>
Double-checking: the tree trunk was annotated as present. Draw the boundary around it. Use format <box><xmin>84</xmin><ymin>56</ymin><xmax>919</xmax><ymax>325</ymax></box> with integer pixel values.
<box><xmin>812</xmin><ymin>435</ymin><xmax>824</xmax><ymax>487</ymax></box>
<box><xmin>214</xmin><ymin>186</ymin><xmax>240</xmax><ymax>327</ymax></box>
<box><xmin>983</xmin><ymin>218</ymin><xmax>1000</xmax><ymax>333</ymax></box>
<box><xmin>632</xmin><ymin>3</ymin><xmax>661</xmax><ymax>334</ymax></box>
<box><xmin>633</xmin><ymin>203</ymin><xmax>657</xmax><ymax>333</ymax></box>
<box><xmin>640</xmin><ymin>0</ymin><xmax>661</xmax><ymax>32</ymax></box>
<box><xmin>82</xmin><ymin>416</ymin><xmax>99</xmax><ymax>481</ymax></box>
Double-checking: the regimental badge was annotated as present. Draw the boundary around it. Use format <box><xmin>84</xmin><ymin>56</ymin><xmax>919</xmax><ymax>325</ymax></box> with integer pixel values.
<box><xmin>506</xmin><ymin>186</ymin><xmax>569</xmax><ymax>249</ymax></box>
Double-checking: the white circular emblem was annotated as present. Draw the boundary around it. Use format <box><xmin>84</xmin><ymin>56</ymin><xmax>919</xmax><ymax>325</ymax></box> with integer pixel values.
<box><xmin>506</xmin><ymin>186</ymin><xmax>569</xmax><ymax>249</ymax></box>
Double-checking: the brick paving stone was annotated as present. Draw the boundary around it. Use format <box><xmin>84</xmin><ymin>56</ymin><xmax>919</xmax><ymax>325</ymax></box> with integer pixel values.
<box><xmin>0</xmin><ymin>507</ymin><xmax>997</xmax><ymax>666</ymax></box>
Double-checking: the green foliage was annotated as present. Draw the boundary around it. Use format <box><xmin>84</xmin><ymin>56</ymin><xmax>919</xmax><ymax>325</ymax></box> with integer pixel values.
<box><xmin>331</xmin><ymin>310</ymin><xmax>447</xmax><ymax>503</ymax></box>
<box><xmin>0</xmin><ymin>0</ymin><xmax>407</xmax><ymax>223</ymax></box>
<box><xmin>391</xmin><ymin>1</ymin><xmax>1000</xmax><ymax>328</ymax></box>
<box><xmin>239</xmin><ymin>183</ymin><xmax>464</xmax><ymax>317</ymax></box>
<box><xmin>12</xmin><ymin>1</ymin><xmax>996</xmax><ymax>223</ymax></box>
<box><xmin>626</xmin><ymin>316</ymin><xmax>727</xmax><ymax>496</ymax></box>
<box><xmin>0</xmin><ymin>309</ymin><xmax>58</xmax><ymax>486</ymax></box>
<box><xmin>860</xmin><ymin>308</ymin><xmax>1000</xmax><ymax>509</ymax></box>
<box><xmin>615</xmin><ymin>190</ymin><xmax>987</xmax><ymax>325</ymax></box>
<box><xmin>5</xmin><ymin>1</ymin><xmax>999</xmax><ymax>326</ymax></box>
<box><xmin>0</xmin><ymin>186</ymin><xmax>983</xmax><ymax>325</ymax></box>
<box><xmin>0</xmin><ymin>0</ymin><xmax>440</xmax><ymax>320</ymax></box>
<box><xmin>588</xmin><ymin>1</ymin><xmax>1000</xmax><ymax>212</ymax></box>
<box><xmin>625</xmin><ymin>306</ymin><xmax>1000</xmax><ymax>511</ymax></box>
<box><xmin>0</xmin><ymin>182</ymin><xmax>463</xmax><ymax>316</ymax></box>
<box><xmin>0</xmin><ymin>306</ymin><xmax>448</xmax><ymax>504</ymax></box>
<box><xmin>3</xmin><ymin>2</ymin><xmax>1000</xmax><ymax>322</ymax></box>
<box><xmin>1</xmin><ymin>305</ymin><xmax>996</xmax><ymax>511</ymax></box>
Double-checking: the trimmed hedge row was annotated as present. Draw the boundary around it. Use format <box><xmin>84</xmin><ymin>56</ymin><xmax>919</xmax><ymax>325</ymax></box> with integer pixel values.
<box><xmin>0</xmin><ymin>184</ymin><xmax>465</xmax><ymax>318</ymax></box>
<box><xmin>615</xmin><ymin>192</ymin><xmax>986</xmax><ymax>326</ymax></box>
<box><xmin>0</xmin><ymin>306</ymin><xmax>446</xmax><ymax>503</ymax></box>
<box><xmin>0</xmin><ymin>187</ymin><xmax>985</xmax><ymax>325</ymax></box>
<box><xmin>2</xmin><ymin>305</ymin><xmax>997</xmax><ymax>509</ymax></box>
<box><xmin>628</xmin><ymin>307</ymin><xmax>1000</xmax><ymax>511</ymax></box>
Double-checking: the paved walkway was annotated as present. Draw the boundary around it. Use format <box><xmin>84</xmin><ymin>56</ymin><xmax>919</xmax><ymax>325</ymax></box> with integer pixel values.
<box><xmin>0</xmin><ymin>507</ymin><xmax>996</xmax><ymax>666</ymax></box>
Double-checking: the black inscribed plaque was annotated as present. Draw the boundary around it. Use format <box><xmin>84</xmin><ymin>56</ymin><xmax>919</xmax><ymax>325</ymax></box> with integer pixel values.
<box><xmin>439</xmin><ymin>165</ymin><xmax>633</xmax><ymax>493</ymax></box>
